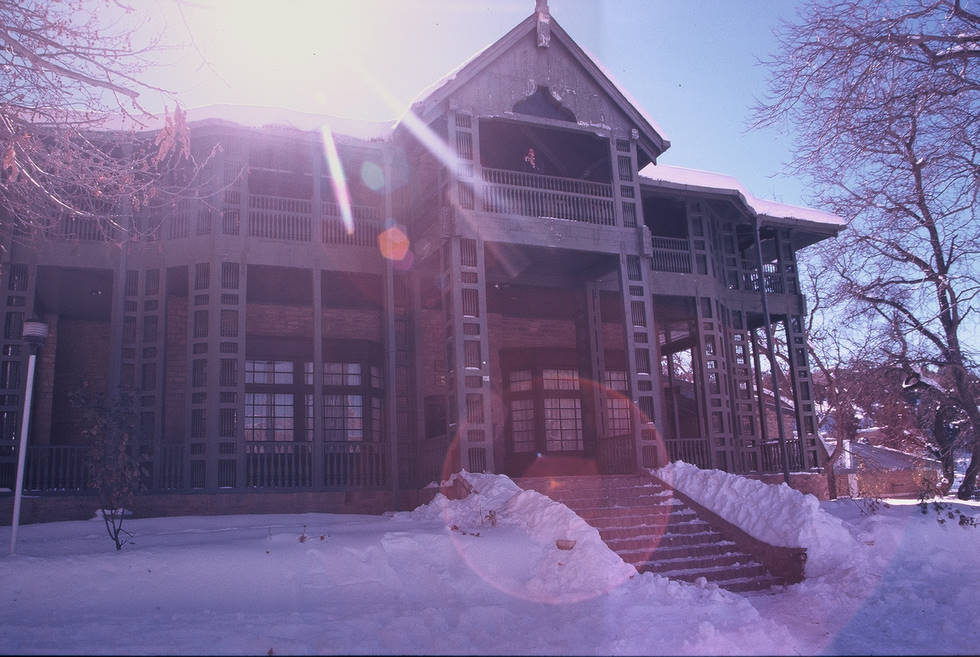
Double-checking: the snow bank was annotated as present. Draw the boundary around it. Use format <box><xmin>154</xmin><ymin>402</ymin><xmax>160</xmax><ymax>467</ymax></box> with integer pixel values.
<box><xmin>401</xmin><ymin>471</ymin><xmax>635</xmax><ymax>602</ymax></box>
<box><xmin>653</xmin><ymin>462</ymin><xmax>864</xmax><ymax>579</ymax></box>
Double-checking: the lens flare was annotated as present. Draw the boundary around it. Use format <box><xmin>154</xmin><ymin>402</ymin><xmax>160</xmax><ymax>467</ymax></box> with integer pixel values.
<box><xmin>378</xmin><ymin>225</ymin><xmax>410</xmax><ymax>261</ymax></box>
<box><xmin>360</xmin><ymin>160</ymin><xmax>385</xmax><ymax>191</ymax></box>
<box><xmin>430</xmin><ymin>376</ymin><xmax>660</xmax><ymax>605</ymax></box>
<box><xmin>320</xmin><ymin>124</ymin><xmax>353</xmax><ymax>235</ymax></box>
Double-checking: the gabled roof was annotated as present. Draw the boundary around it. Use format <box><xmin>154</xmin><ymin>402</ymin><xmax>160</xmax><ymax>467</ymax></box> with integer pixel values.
<box><xmin>404</xmin><ymin>11</ymin><xmax>670</xmax><ymax>159</ymax></box>
<box><xmin>639</xmin><ymin>164</ymin><xmax>846</xmax><ymax>235</ymax></box>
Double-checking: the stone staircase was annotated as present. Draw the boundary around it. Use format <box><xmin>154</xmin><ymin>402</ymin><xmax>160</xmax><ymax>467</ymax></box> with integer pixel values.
<box><xmin>516</xmin><ymin>473</ymin><xmax>792</xmax><ymax>592</ymax></box>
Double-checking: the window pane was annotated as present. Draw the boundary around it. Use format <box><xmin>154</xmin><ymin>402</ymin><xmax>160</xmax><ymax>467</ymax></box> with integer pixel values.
<box><xmin>543</xmin><ymin>368</ymin><xmax>579</xmax><ymax>391</ymax></box>
<box><xmin>509</xmin><ymin>369</ymin><xmax>532</xmax><ymax>393</ymax></box>
<box><xmin>245</xmin><ymin>392</ymin><xmax>294</xmax><ymax>441</ymax></box>
<box><xmin>511</xmin><ymin>399</ymin><xmax>536</xmax><ymax>452</ymax></box>
<box><xmin>543</xmin><ymin>397</ymin><xmax>582</xmax><ymax>451</ymax></box>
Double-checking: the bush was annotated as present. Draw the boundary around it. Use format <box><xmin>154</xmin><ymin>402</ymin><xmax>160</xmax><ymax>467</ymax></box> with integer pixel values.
<box><xmin>72</xmin><ymin>387</ymin><xmax>145</xmax><ymax>550</ymax></box>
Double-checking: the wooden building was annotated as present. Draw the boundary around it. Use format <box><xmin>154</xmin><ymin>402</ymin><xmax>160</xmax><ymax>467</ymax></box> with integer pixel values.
<box><xmin>0</xmin><ymin>7</ymin><xmax>843</xmax><ymax>514</ymax></box>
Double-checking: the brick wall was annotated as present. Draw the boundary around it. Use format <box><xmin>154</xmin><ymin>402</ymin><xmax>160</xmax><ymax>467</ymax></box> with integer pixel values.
<box><xmin>323</xmin><ymin>307</ymin><xmax>382</xmax><ymax>342</ymax></box>
<box><xmin>48</xmin><ymin>318</ymin><xmax>111</xmax><ymax>446</ymax></box>
<box><xmin>243</xmin><ymin>304</ymin><xmax>382</xmax><ymax>342</ymax></box>
<box><xmin>419</xmin><ymin>308</ymin><xmax>447</xmax><ymax>399</ymax></box>
<box><xmin>246</xmin><ymin>302</ymin><xmax>315</xmax><ymax>338</ymax></box>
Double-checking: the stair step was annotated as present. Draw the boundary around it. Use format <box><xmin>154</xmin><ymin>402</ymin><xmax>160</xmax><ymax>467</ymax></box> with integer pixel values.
<box><xmin>596</xmin><ymin>518</ymin><xmax>710</xmax><ymax>534</ymax></box>
<box><xmin>571</xmin><ymin>501</ymin><xmax>684</xmax><ymax>517</ymax></box>
<box><xmin>638</xmin><ymin>561</ymin><xmax>769</xmax><ymax>583</ymax></box>
<box><xmin>598</xmin><ymin>525</ymin><xmax>722</xmax><ymax>542</ymax></box>
<box><xmin>610</xmin><ymin>540</ymin><xmax>737</xmax><ymax>558</ymax></box>
<box><xmin>631</xmin><ymin>552</ymin><xmax>755</xmax><ymax>573</ymax></box>
<box><xmin>576</xmin><ymin>508</ymin><xmax>695</xmax><ymax>523</ymax></box>
<box><xmin>517</xmin><ymin>475</ymin><xmax>787</xmax><ymax>592</ymax></box>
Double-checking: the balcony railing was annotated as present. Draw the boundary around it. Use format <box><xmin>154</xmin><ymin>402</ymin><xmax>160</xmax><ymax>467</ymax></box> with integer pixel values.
<box><xmin>650</xmin><ymin>236</ymin><xmax>693</xmax><ymax>273</ymax></box>
<box><xmin>0</xmin><ymin>441</ymin><xmax>393</xmax><ymax>493</ymax></box>
<box><xmin>744</xmin><ymin>263</ymin><xmax>785</xmax><ymax>294</ymax></box>
<box><xmin>248</xmin><ymin>195</ymin><xmax>313</xmax><ymax>242</ymax></box>
<box><xmin>245</xmin><ymin>441</ymin><xmax>313</xmax><ymax>488</ymax></box>
<box><xmin>481</xmin><ymin>167</ymin><xmax>615</xmax><ymax>226</ymax></box>
<box><xmin>322</xmin><ymin>202</ymin><xmax>384</xmax><ymax>247</ymax></box>
<box><xmin>761</xmin><ymin>439</ymin><xmax>804</xmax><ymax>473</ymax></box>
<box><xmin>665</xmin><ymin>437</ymin><xmax>711</xmax><ymax>469</ymax></box>
<box><xmin>23</xmin><ymin>445</ymin><xmax>89</xmax><ymax>491</ymax></box>
<box><xmin>324</xmin><ymin>441</ymin><xmax>388</xmax><ymax>488</ymax></box>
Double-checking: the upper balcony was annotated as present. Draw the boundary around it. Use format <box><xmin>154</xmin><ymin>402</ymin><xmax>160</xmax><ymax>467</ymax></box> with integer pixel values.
<box><xmin>472</xmin><ymin>117</ymin><xmax>617</xmax><ymax>228</ymax></box>
<box><xmin>480</xmin><ymin>167</ymin><xmax>615</xmax><ymax>226</ymax></box>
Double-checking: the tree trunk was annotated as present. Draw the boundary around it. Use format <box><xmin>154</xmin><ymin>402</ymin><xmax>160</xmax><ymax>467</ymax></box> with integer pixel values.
<box><xmin>825</xmin><ymin>433</ymin><xmax>845</xmax><ymax>500</ymax></box>
<box><xmin>956</xmin><ymin>438</ymin><xmax>980</xmax><ymax>500</ymax></box>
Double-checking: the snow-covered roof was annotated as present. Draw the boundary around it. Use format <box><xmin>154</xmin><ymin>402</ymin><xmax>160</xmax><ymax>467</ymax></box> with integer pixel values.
<box><xmin>640</xmin><ymin>164</ymin><xmax>846</xmax><ymax>231</ymax></box>
<box><xmin>574</xmin><ymin>40</ymin><xmax>670</xmax><ymax>147</ymax></box>
<box><xmin>844</xmin><ymin>441</ymin><xmax>941</xmax><ymax>472</ymax></box>
<box><xmin>181</xmin><ymin>104</ymin><xmax>395</xmax><ymax>142</ymax></box>
<box><xmin>405</xmin><ymin>12</ymin><xmax>670</xmax><ymax>156</ymax></box>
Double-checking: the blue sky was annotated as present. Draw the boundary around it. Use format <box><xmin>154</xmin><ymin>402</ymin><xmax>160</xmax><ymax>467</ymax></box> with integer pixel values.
<box><xmin>142</xmin><ymin>0</ymin><xmax>808</xmax><ymax>207</ymax></box>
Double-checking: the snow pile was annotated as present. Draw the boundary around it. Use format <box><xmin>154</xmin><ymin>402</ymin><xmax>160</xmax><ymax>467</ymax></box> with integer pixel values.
<box><xmin>2</xmin><ymin>488</ymin><xmax>977</xmax><ymax>653</ymax></box>
<box><xmin>401</xmin><ymin>471</ymin><xmax>634</xmax><ymax>602</ymax></box>
<box><xmin>653</xmin><ymin>461</ymin><xmax>864</xmax><ymax>578</ymax></box>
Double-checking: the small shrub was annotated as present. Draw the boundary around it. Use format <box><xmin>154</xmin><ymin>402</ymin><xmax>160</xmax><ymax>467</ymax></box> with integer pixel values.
<box><xmin>73</xmin><ymin>387</ymin><xmax>145</xmax><ymax>551</ymax></box>
<box><xmin>918</xmin><ymin>499</ymin><xmax>978</xmax><ymax>528</ymax></box>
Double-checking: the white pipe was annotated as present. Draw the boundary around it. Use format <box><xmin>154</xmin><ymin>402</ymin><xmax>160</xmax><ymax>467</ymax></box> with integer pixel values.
<box><xmin>9</xmin><ymin>352</ymin><xmax>38</xmax><ymax>555</ymax></box>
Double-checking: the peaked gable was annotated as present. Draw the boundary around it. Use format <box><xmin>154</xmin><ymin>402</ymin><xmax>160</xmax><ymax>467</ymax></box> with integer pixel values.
<box><xmin>408</xmin><ymin>12</ymin><xmax>670</xmax><ymax>161</ymax></box>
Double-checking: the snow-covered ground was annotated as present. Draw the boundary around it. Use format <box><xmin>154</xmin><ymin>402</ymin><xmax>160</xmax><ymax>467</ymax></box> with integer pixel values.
<box><xmin>1</xmin><ymin>471</ymin><xmax>977</xmax><ymax>655</ymax></box>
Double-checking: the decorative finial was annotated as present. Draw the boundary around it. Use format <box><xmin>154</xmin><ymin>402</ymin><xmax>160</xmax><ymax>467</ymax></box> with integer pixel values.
<box><xmin>535</xmin><ymin>0</ymin><xmax>551</xmax><ymax>48</ymax></box>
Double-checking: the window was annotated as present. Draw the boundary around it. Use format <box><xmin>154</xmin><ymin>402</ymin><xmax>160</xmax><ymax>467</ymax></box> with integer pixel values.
<box><xmin>324</xmin><ymin>362</ymin><xmax>360</xmax><ymax>386</ymax></box>
<box><xmin>325</xmin><ymin>394</ymin><xmax>363</xmax><ymax>441</ymax></box>
<box><xmin>509</xmin><ymin>369</ymin><xmax>532</xmax><ymax>392</ymax></box>
<box><xmin>244</xmin><ymin>359</ymin><xmax>310</xmax><ymax>443</ymax></box>
<box><xmin>507</xmin><ymin>364</ymin><xmax>584</xmax><ymax>454</ymax></box>
<box><xmin>604</xmin><ymin>371</ymin><xmax>631</xmax><ymax>435</ymax></box>
<box><xmin>511</xmin><ymin>399</ymin><xmax>536</xmax><ymax>452</ymax></box>
<box><xmin>244</xmin><ymin>393</ymin><xmax>294</xmax><ymax>441</ymax></box>
<box><xmin>322</xmin><ymin>360</ymin><xmax>384</xmax><ymax>442</ymax></box>
<box><xmin>246</xmin><ymin>360</ymin><xmax>293</xmax><ymax>385</ymax></box>
<box><xmin>542</xmin><ymin>368</ymin><xmax>579</xmax><ymax>391</ymax></box>
<box><xmin>544</xmin><ymin>398</ymin><xmax>583</xmax><ymax>451</ymax></box>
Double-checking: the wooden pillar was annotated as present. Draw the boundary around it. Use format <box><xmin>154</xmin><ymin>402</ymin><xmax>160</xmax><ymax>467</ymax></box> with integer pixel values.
<box><xmin>617</xmin><ymin>252</ymin><xmax>662</xmax><ymax>471</ymax></box>
<box><xmin>444</xmin><ymin>236</ymin><xmax>493</xmax><ymax>473</ymax></box>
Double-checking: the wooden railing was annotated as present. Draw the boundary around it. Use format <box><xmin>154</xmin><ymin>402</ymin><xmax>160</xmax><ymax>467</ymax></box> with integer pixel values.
<box><xmin>237</xmin><ymin>194</ymin><xmax>384</xmax><ymax>245</ymax></box>
<box><xmin>481</xmin><ymin>167</ymin><xmax>615</xmax><ymax>226</ymax></box>
<box><xmin>0</xmin><ymin>441</ymin><xmax>395</xmax><ymax>493</ymax></box>
<box><xmin>24</xmin><ymin>445</ymin><xmax>89</xmax><ymax>491</ymax></box>
<box><xmin>761</xmin><ymin>440</ymin><xmax>803</xmax><ymax>473</ymax></box>
<box><xmin>665</xmin><ymin>437</ymin><xmax>711</xmax><ymax>469</ymax></box>
<box><xmin>744</xmin><ymin>263</ymin><xmax>785</xmax><ymax>294</ymax></box>
<box><xmin>322</xmin><ymin>202</ymin><xmax>383</xmax><ymax>247</ymax></box>
<box><xmin>156</xmin><ymin>443</ymin><xmax>184</xmax><ymax>490</ymax></box>
<box><xmin>248</xmin><ymin>195</ymin><xmax>313</xmax><ymax>241</ymax></box>
<box><xmin>650</xmin><ymin>236</ymin><xmax>693</xmax><ymax>273</ymax></box>
<box><xmin>324</xmin><ymin>441</ymin><xmax>388</xmax><ymax>488</ymax></box>
<box><xmin>597</xmin><ymin>434</ymin><xmax>636</xmax><ymax>474</ymax></box>
<box><xmin>483</xmin><ymin>167</ymin><xmax>613</xmax><ymax>197</ymax></box>
<box><xmin>245</xmin><ymin>442</ymin><xmax>313</xmax><ymax>488</ymax></box>
<box><xmin>55</xmin><ymin>216</ymin><xmax>112</xmax><ymax>241</ymax></box>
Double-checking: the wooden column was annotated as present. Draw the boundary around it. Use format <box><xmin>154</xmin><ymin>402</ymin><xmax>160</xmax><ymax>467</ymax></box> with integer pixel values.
<box><xmin>443</xmin><ymin>236</ymin><xmax>493</xmax><ymax>473</ymax></box>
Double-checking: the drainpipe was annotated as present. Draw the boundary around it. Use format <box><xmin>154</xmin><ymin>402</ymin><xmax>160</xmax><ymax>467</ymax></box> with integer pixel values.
<box><xmin>383</xmin><ymin>150</ymin><xmax>400</xmax><ymax>506</ymax></box>
<box><xmin>753</xmin><ymin>214</ymin><xmax>791</xmax><ymax>484</ymax></box>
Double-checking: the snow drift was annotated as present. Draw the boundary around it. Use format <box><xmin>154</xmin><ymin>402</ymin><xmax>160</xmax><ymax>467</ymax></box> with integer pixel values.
<box><xmin>653</xmin><ymin>461</ymin><xmax>864</xmax><ymax>578</ymax></box>
<box><xmin>401</xmin><ymin>471</ymin><xmax>635</xmax><ymax>602</ymax></box>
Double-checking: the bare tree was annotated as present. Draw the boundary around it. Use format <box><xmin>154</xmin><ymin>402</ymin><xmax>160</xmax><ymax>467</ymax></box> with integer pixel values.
<box><xmin>0</xmin><ymin>0</ymin><xmax>209</xmax><ymax>250</ymax></box>
<box><xmin>754</xmin><ymin>0</ymin><xmax>980</xmax><ymax>499</ymax></box>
